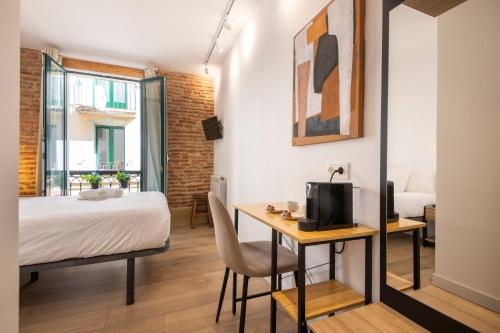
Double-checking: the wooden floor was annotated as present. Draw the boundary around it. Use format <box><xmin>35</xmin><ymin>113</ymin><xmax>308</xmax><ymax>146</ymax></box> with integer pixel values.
<box><xmin>387</xmin><ymin>232</ymin><xmax>435</xmax><ymax>288</ymax></box>
<box><xmin>19</xmin><ymin>225</ymin><xmax>297</xmax><ymax>333</ymax></box>
<box><xmin>309</xmin><ymin>303</ymin><xmax>428</xmax><ymax>333</ymax></box>
<box><xmin>406</xmin><ymin>286</ymin><xmax>500</xmax><ymax>333</ymax></box>
<box><xmin>20</xmin><ymin>224</ymin><xmax>498</xmax><ymax>332</ymax></box>
<box><xmin>387</xmin><ymin>233</ymin><xmax>500</xmax><ymax>332</ymax></box>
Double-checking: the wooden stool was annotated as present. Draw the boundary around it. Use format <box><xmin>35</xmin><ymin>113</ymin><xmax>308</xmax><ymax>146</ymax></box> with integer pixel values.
<box><xmin>191</xmin><ymin>193</ymin><xmax>213</xmax><ymax>228</ymax></box>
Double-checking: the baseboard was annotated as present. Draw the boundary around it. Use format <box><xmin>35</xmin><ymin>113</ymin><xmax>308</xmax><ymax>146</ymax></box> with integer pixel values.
<box><xmin>432</xmin><ymin>273</ymin><xmax>500</xmax><ymax>313</ymax></box>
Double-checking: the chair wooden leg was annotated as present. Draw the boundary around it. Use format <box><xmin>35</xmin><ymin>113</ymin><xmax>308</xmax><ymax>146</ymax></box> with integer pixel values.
<box><xmin>216</xmin><ymin>267</ymin><xmax>230</xmax><ymax>323</ymax></box>
<box><xmin>239</xmin><ymin>275</ymin><xmax>249</xmax><ymax>333</ymax></box>
<box><xmin>190</xmin><ymin>200</ymin><xmax>197</xmax><ymax>229</ymax></box>
<box><xmin>293</xmin><ymin>270</ymin><xmax>299</xmax><ymax>287</ymax></box>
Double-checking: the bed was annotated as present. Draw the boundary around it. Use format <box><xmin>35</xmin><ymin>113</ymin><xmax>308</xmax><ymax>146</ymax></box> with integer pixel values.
<box><xmin>19</xmin><ymin>191</ymin><xmax>171</xmax><ymax>305</ymax></box>
<box><xmin>394</xmin><ymin>192</ymin><xmax>435</xmax><ymax>219</ymax></box>
<box><xmin>389</xmin><ymin>169</ymin><xmax>436</xmax><ymax>216</ymax></box>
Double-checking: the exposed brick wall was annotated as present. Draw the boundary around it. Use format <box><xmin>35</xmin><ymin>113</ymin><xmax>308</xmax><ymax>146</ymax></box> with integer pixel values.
<box><xmin>162</xmin><ymin>71</ymin><xmax>214</xmax><ymax>208</ymax></box>
<box><xmin>18</xmin><ymin>48</ymin><xmax>215</xmax><ymax>206</ymax></box>
<box><xmin>19</xmin><ymin>48</ymin><xmax>42</xmax><ymax>196</ymax></box>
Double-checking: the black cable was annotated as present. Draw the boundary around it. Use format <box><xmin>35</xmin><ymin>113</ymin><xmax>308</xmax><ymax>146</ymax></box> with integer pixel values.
<box><xmin>335</xmin><ymin>242</ymin><xmax>346</xmax><ymax>254</ymax></box>
<box><xmin>280</xmin><ymin>237</ymin><xmax>346</xmax><ymax>282</ymax></box>
<box><xmin>281</xmin><ymin>235</ymin><xmax>313</xmax><ymax>284</ymax></box>
<box><xmin>329</xmin><ymin>170</ymin><xmax>338</xmax><ymax>183</ymax></box>
<box><xmin>329</xmin><ymin>167</ymin><xmax>346</xmax><ymax>254</ymax></box>
<box><xmin>279</xmin><ymin>168</ymin><xmax>348</xmax><ymax>283</ymax></box>
<box><xmin>329</xmin><ymin>166</ymin><xmax>344</xmax><ymax>183</ymax></box>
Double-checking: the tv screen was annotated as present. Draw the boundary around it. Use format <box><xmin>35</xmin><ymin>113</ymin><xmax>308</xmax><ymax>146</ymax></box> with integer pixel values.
<box><xmin>202</xmin><ymin>116</ymin><xmax>223</xmax><ymax>141</ymax></box>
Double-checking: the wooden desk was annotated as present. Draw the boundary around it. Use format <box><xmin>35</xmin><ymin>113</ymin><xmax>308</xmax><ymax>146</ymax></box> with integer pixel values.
<box><xmin>309</xmin><ymin>303</ymin><xmax>429</xmax><ymax>332</ymax></box>
<box><xmin>233</xmin><ymin>203</ymin><xmax>378</xmax><ymax>333</ymax></box>
<box><xmin>387</xmin><ymin>218</ymin><xmax>425</xmax><ymax>290</ymax></box>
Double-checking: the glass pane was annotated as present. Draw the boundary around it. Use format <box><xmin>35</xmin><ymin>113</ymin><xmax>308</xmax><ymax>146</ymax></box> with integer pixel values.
<box><xmin>113</xmin><ymin>128</ymin><xmax>125</xmax><ymax>169</ymax></box>
<box><xmin>94</xmin><ymin>79</ymin><xmax>111</xmax><ymax>109</ymax></box>
<box><xmin>142</xmin><ymin>78</ymin><xmax>164</xmax><ymax>192</ymax></box>
<box><xmin>45</xmin><ymin>57</ymin><xmax>66</xmax><ymax>196</ymax></box>
<box><xmin>97</xmin><ymin>127</ymin><xmax>110</xmax><ymax>170</ymax></box>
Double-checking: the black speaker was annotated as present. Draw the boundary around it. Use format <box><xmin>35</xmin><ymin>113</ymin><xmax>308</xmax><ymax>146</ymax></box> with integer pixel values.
<box><xmin>387</xmin><ymin>180</ymin><xmax>399</xmax><ymax>223</ymax></box>
<box><xmin>305</xmin><ymin>182</ymin><xmax>353</xmax><ymax>231</ymax></box>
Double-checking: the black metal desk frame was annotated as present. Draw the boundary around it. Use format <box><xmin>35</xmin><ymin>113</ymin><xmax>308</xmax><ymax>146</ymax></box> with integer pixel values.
<box><xmin>234</xmin><ymin>208</ymin><xmax>373</xmax><ymax>333</ymax></box>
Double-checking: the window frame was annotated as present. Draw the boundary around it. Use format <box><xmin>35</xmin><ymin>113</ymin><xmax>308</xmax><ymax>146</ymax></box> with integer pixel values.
<box><xmin>95</xmin><ymin>125</ymin><xmax>126</xmax><ymax>169</ymax></box>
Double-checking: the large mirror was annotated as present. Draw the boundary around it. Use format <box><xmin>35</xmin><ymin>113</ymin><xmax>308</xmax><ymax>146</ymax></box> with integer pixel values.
<box><xmin>381</xmin><ymin>0</ymin><xmax>500</xmax><ymax>331</ymax></box>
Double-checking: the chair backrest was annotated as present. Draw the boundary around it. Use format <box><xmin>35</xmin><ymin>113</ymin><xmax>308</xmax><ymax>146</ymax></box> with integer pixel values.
<box><xmin>208</xmin><ymin>192</ymin><xmax>248</xmax><ymax>275</ymax></box>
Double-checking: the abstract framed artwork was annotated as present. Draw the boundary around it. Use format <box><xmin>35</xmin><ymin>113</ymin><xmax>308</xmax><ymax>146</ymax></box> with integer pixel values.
<box><xmin>292</xmin><ymin>0</ymin><xmax>365</xmax><ymax>146</ymax></box>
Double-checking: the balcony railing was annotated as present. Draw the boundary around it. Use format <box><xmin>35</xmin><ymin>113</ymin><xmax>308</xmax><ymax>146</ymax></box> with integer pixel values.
<box><xmin>68</xmin><ymin>170</ymin><xmax>141</xmax><ymax>196</ymax></box>
<box><xmin>99</xmin><ymin>162</ymin><xmax>126</xmax><ymax>171</ymax></box>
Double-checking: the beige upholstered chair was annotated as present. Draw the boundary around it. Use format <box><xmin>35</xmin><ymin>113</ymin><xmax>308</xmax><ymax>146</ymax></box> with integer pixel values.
<box><xmin>208</xmin><ymin>192</ymin><xmax>298</xmax><ymax>333</ymax></box>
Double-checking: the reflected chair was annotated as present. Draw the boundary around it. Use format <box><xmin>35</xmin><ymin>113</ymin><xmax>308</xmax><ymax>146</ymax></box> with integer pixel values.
<box><xmin>208</xmin><ymin>192</ymin><xmax>298</xmax><ymax>333</ymax></box>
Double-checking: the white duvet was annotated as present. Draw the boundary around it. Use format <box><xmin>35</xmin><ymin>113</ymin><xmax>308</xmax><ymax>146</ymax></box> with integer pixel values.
<box><xmin>19</xmin><ymin>191</ymin><xmax>171</xmax><ymax>266</ymax></box>
<box><xmin>394</xmin><ymin>192</ymin><xmax>436</xmax><ymax>218</ymax></box>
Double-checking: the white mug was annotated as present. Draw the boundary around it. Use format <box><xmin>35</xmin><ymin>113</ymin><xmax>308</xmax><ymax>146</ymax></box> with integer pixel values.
<box><xmin>286</xmin><ymin>201</ymin><xmax>299</xmax><ymax>212</ymax></box>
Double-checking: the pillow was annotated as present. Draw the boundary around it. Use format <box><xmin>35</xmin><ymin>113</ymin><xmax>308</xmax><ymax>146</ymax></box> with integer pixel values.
<box><xmin>405</xmin><ymin>171</ymin><xmax>435</xmax><ymax>194</ymax></box>
<box><xmin>387</xmin><ymin>169</ymin><xmax>410</xmax><ymax>193</ymax></box>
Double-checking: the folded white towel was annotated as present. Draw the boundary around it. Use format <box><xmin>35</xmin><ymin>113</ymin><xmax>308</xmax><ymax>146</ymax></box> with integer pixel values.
<box><xmin>78</xmin><ymin>189</ymin><xmax>107</xmax><ymax>200</ymax></box>
<box><xmin>78</xmin><ymin>188</ymin><xmax>123</xmax><ymax>200</ymax></box>
<box><xmin>100</xmin><ymin>188</ymin><xmax>124</xmax><ymax>198</ymax></box>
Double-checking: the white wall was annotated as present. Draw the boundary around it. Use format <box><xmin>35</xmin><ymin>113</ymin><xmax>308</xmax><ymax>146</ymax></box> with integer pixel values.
<box><xmin>388</xmin><ymin>5</ymin><xmax>437</xmax><ymax>173</ymax></box>
<box><xmin>0</xmin><ymin>0</ymin><xmax>20</xmax><ymax>331</ymax></box>
<box><xmin>214</xmin><ymin>0</ymin><xmax>382</xmax><ymax>297</ymax></box>
<box><xmin>434</xmin><ymin>0</ymin><xmax>500</xmax><ymax>312</ymax></box>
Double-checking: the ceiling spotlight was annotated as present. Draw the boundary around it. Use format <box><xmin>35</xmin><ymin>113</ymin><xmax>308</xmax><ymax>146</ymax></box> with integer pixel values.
<box><xmin>223</xmin><ymin>20</ymin><xmax>232</xmax><ymax>31</ymax></box>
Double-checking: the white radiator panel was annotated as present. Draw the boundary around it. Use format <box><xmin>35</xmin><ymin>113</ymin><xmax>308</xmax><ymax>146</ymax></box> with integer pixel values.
<box><xmin>210</xmin><ymin>175</ymin><xmax>227</xmax><ymax>206</ymax></box>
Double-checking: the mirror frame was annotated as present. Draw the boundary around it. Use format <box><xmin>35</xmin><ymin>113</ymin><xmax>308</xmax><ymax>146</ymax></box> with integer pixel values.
<box><xmin>379</xmin><ymin>0</ymin><xmax>476</xmax><ymax>331</ymax></box>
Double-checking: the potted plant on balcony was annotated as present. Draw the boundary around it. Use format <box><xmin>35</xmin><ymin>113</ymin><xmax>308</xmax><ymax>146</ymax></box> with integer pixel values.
<box><xmin>116</xmin><ymin>171</ymin><xmax>131</xmax><ymax>189</ymax></box>
<box><xmin>82</xmin><ymin>173</ymin><xmax>102</xmax><ymax>189</ymax></box>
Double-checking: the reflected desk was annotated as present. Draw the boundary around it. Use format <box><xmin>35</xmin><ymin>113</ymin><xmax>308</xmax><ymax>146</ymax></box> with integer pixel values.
<box><xmin>387</xmin><ymin>218</ymin><xmax>426</xmax><ymax>290</ymax></box>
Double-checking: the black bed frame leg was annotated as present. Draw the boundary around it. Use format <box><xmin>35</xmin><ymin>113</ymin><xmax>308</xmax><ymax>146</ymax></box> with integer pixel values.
<box><xmin>30</xmin><ymin>271</ymin><xmax>39</xmax><ymax>282</ymax></box>
<box><xmin>127</xmin><ymin>258</ymin><xmax>135</xmax><ymax>305</ymax></box>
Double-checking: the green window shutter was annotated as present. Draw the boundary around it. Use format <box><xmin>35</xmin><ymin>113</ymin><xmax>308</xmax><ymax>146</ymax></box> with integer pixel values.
<box><xmin>106</xmin><ymin>81</ymin><xmax>113</xmax><ymax>108</ymax></box>
<box><xmin>112</xmin><ymin>81</ymin><xmax>128</xmax><ymax>110</ymax></box>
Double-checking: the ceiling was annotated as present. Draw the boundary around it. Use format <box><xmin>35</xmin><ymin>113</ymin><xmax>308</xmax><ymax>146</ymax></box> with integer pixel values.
<box><xmin>21</xmin><ymin>0</ymin><xmax>260</xmax><ymax>75</ymax></box>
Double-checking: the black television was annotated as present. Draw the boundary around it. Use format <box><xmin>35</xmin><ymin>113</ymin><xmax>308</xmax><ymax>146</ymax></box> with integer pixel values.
<box><xmin>202</xmin><ymin>116</ymin><xmax>223</xmax><ymax>141</ymax></box>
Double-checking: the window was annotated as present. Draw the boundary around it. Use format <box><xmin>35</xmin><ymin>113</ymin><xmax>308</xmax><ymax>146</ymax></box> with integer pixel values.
<box><xmin>93</xmin><ymin>79</ymin><xmax>128</xmax><ymax>110</ymax></box>
<box><xmin>96</xmin><ymin>126</ymin><xmax>125</xmax><ymax>170</ymax></box>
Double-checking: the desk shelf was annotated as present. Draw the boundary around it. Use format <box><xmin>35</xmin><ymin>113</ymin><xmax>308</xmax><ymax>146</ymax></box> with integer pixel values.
<box><xmin>272</xmin><ymin>279</ymin><xmax>365</xmax><ymax>321</ymax></box>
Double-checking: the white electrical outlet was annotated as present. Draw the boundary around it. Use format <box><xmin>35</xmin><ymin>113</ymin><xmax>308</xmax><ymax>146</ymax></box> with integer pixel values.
<box><xmin>328</xmin><ymin>162</ymin><xmax>349</xmax><ymax>180</ymax></box>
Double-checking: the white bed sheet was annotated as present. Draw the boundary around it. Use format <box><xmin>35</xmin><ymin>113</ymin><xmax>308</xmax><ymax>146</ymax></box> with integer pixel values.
<box><xmin>19</xmin><ymin>191</ymin><xmax>170</xmax><ymax>266</ymax></box>
<box><xmin>394</xmin><ymin>192</ymin><xmax>436</xmax><ymax>218</ymax></box>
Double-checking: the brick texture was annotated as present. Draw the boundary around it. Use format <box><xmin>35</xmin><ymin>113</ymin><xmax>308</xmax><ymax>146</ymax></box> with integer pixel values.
<box><xmin>19</xmin><ymin>48</ymin><xmax>42</xmax><ymax>196</ymax></box>
<box><xmin>18</xmin><ymin>48</ymin><xmax>215</xmax><ymax>207</ymax></box>
<box><xmin>162</xmin><ymin>71</ymin><xmax>214</xmax><ymax>208</ymax></box>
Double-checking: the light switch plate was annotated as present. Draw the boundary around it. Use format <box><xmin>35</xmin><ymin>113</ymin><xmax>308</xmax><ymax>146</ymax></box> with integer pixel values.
<box><xmin>328</xmin><ymin>162</ymin><xmax>349</xmax><ymax>180</ymax></box>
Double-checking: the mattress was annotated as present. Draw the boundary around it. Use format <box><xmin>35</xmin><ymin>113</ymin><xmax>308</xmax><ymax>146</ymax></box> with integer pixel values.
<box><xmin>19</xmin><ymin>191</ymin><xmax>170</xmax><ymax>266</ymax></box>
<box><xmin>394</xmin><ymin>192</ymin><xmax>436</xmax><ymax>219</ymax></box>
